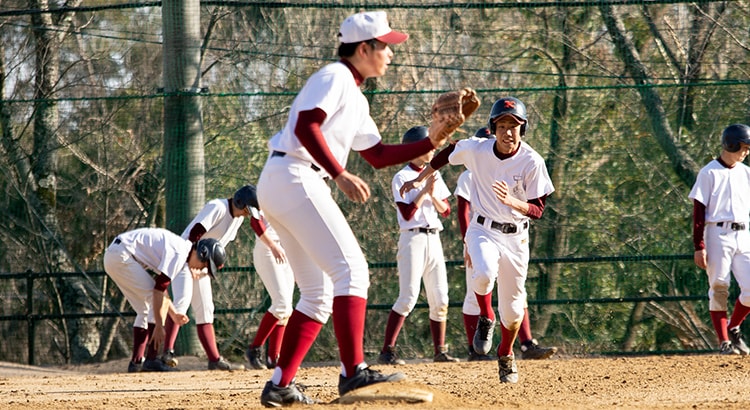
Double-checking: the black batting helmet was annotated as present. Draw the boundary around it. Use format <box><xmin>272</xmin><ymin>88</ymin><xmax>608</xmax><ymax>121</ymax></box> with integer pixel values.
<box><xmin>233</xmin><ymin>185</ymin><xmax>259</xmax><ymax>213</ymax></box>
<box><xmin>196</xmin><ymin>238</ymin><xmax>226</xmax><ymax>278</ymax></box>
<box><xmin>474</xmin><ymin>127</ymin><xmax>492</xmax><ymax>139</ymax></box>
<box><xmin>721</xmin><ymin>124</ymin><xmax>750</xmax><ymax>153</ymax></box>
<box><xmin>402</xmin><ymin>126</ymin><xmax>429</xmax><ymax>144</ymax></box>
<box><xmin>488</xmin><ymin>97</ymin><xmax>527</xmax><ymax>135</ymax></box>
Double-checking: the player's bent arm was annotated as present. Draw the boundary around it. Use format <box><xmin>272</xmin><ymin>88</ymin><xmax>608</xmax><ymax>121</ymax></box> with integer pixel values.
<box><xmin>399</xmin><ymin>164</ymin><xmax>437</xmax><ymax>197</ymax></box>
<box><xmin>359</xmin><ymin>139</ymin><xmax>435</xmax><ymax>169</ymax></box>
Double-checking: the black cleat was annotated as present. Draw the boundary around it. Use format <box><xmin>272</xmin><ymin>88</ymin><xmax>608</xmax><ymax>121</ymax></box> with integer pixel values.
<box><xmin>143</xmin><ymin>358</ymin><xmax>178</xmax><ymax>372</ymax></box>
<box><xmin>434</xmin><ymin>347</ymin><xmax>459</xmax><ymax>363</ymax></box>
<box><xmin>377</xmin><ymin>345</ymin><xmax>405</xmax><ymax>365</ymax></box>
<box><xmin>127</xmin><ymin>357</ymin><xmax>144</xmax><ymax>373</ymax></box>
<box><xmin>208</xmin><ymin>356</ymin><xmax>245</xmax><ymax>371</ymax></box>
<box><xmin>467</xmin><ymin>345</ymin><xmax>494</xmax><ymax>361</ymax></box>
<box><xmin>247</xmin><ymin>345</ymin><xmax>268</xmax><ymax>370</ymax></box>
<box><xmin>338</xmin><ymin>364</ymin><xmax>406</xmax><ymax>396</ymax></box>
<box><xmin>728</xmin><ymin>327</ymin><xmax>750</xmax><ymax>355</ymax></box>
<box><xmin>160</xmin><ymin>349</ymin><xmax>179</xmax><ymax>367</ymax></box>
<box><xmin>497</xmin><ymin>354</ymin><xmax>518</xmax><ymax>384</ymax></box>
<box><xmin>260</xmin><ymin>380</ymin><xmax>317</xmax><ymax>407</ymax></box>
<box><xmin>520</xmin><ymin>339</ymin><xmax>558</xmax><ymax>360</ymax></box>
<box><xmin>473</xmin><ymin>316</ymin><xmax>495</xmax><ymax>355</ymax></box>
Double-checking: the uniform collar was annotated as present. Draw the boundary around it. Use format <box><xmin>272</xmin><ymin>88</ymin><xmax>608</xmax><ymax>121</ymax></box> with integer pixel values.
<box><xmin>339</xmin><ymin>59</ymin><xmax>364</xmax><ymax>86</ymax></box>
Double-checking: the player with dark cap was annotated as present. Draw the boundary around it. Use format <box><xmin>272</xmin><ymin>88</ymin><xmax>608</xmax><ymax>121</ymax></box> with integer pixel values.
<box><xmin>103</xmin><ymin>228</ymin><xmax>226</xmax><ymax>372</ymax></box>
<box><xmin>689</xmin><ymin>123</ymin><xmax>750</xmax><ymax>355</ymax></box>
<box><xmin>159</xmin><ymin>186</ymin><xmax>255</xmax><ymax>371</ymax></box>
<box><xmin>378</xmin><ymin>126</ymin><xmax>458</xmax><ymax>366</ymax></box>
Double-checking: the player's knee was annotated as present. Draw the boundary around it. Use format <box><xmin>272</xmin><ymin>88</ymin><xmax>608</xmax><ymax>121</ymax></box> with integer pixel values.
<box><xmin>471</xmin><ymin>274</ymin><xmax>493</xmax><ymax>293</ymax></box>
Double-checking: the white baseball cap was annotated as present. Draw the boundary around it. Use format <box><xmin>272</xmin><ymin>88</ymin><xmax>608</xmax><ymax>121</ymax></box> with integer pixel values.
<box><xmin>338</xmin><ymin>11</ymin><xmax>408</xmax><ymax>45</ymax></box>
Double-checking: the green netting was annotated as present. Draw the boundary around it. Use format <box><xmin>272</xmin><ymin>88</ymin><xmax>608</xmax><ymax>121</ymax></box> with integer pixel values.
<box><xmin>0</xmin><ymin>0</ymin><xmax>748</xmax><ymax>365</ymax></box>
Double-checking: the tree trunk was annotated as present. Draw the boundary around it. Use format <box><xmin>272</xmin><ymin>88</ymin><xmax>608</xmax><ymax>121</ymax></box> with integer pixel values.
<box><xmin>599</xmin><ymin>5</ymin><xmax>701</xmax><ymax>188</ymax></box>
<box><xmin>29</xmin><ymin>0</ymin><xmax>100</xmax><ymax>364</ymax></box>
<box><xmin>162</xmin><ymin>0</ymin><xmax>205</xmax><ymax>356</ymax></box>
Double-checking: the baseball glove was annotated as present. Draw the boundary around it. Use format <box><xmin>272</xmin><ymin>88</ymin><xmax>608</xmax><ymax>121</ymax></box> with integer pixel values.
<box><xmin>430</xmin><ymin>87</ymin><xmax>480</xmax><ymax>145</ymax></box>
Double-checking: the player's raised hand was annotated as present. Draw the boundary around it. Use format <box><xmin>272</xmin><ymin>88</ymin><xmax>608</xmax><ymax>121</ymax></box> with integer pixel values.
<box><xmin>423</xmin><ymin>174</ymin><xmax>437</xmax><ymax>194</ymax></box>
<box><xmin>334</xmin><ymin>170</ymin><xmax>371</xmax><ymax>203</ymax></box>
<box><xmin>400</xmin><ymin>178</ymin><xmax>422</xmax><ymax>197</ymax></box>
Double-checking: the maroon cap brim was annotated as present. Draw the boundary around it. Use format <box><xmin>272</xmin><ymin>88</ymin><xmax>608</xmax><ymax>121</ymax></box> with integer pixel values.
<box><xmin>376</xmin><ymin>30</ymin><xmax>408</xmax><ymax>45</ymax></box>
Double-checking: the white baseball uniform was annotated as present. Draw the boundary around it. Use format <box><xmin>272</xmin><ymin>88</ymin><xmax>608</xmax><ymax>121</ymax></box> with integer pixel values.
<box><xmin>180</xmin><ymin>198</ymin><xmax>244</xmax><ymax>324</ymax></box>
<box><xmin>251</xmin><ymin>212</ymin><xmax>294</xmax><ymax>322</ymax></box>
<box><xmin>454</xmin><ymin>169</ymin><xmax>481</xmax><ymax>316</ymax></box>
<box><xmin>391</xmin><ymin>164</ymin><xmax>451</xmax><ymax>321</ymax></box>
<box><xmin>103</xmin><ymin>228</ymin><xmax>194</xmax><ymax>329</ymax></box>
<box><xmin>449</xmin><ymin>138</ymin><xmax>554</xmax><ymax>329</ymax></box>
<box><xmin>689</xmin><ymin>159</ymin><xmax>750</xmax><ymax>310</ymax></box>
<box><xmin>258</xmin><ymin>60</ymin><xmax>380</xmax><ymax>323</ymax></box>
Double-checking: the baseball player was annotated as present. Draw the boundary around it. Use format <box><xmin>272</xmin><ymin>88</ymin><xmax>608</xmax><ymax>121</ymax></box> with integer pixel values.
<box><xmin>456</xmin><ymin>127</ymin><xmax>557</xmax><ymax>362</ymax></box>
<box><xmin>401</xmin><ymin>97</ymin><xmax>555</xmax><ymax>383</ymax></box>
<box><xmin>255</xmin><ymin>11</ymin><xmax>452</xmax><ymax>407</ymax></box>
<box><xmin>102</xmin><ymin>227</ymin><xmax>226</xmax><ymax>372</ymax></box>
<box><xmin>378</xmin><ymin>126</ymin><xmax>458</xmax><ymax>366</ymax></box>
<box><xmin>159</xmin><ymin>186</ymin><xmax>255</xmax><ymax>371</ymax></box>
<box><xmin>245</xmin><ymin>185</ymin><xmax>295</xmax><ymax>370</ymax></box>
<box><xmin>688</xmin><ymin>123</ymin><xmax>750</xmax><ymax>355</ymax></box>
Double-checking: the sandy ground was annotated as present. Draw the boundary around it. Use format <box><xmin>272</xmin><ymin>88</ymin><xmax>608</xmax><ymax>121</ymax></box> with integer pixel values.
<box><xmin>1</xmin><ymin>354</ymin><xmax>749</xmax><ymax>409</ymax></box>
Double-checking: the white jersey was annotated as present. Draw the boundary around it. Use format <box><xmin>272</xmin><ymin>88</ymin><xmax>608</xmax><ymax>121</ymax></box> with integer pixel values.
<box><xmin>454</xmin><ymin>169</ymin><xmax>472</xmax><ymax>202</ymax></box>
<box><xmin>115</xmin><ymin>228</ymin><xmax>193</xmax><ymax>280</ymax></box>
<box><xmin>267</xmin><ymin>61</ymin><xmax>381</xmax><ymax>177</ymax></box>
<box><xmin>181</xmin><ymin>198</ymin><xmax>245</xmax><ymax>247</ymax></box>
<box><xmin>392</xmin><ymin>164</ymin><xmax>451</xmax><ymax>232</ymax></box>
<box><xmin>688</xmin><ymin>159</ymin><xmax>750</xmax><ymax>223</ymax></box>
<box><xmin>449</xmin><ymin>138</ymin><xmax>554</xmax><ymax>224</ymax></box>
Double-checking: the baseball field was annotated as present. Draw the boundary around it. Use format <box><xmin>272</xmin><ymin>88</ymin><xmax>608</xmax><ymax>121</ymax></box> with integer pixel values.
<box><xmin>2</xmin><ymin>353</ymin><xmax>749</xmax><ymax>409</ymax></box>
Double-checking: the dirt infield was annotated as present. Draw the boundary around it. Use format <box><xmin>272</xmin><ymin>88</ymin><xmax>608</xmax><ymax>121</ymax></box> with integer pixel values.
<box><xmin>1</xmin><ymin>354</ymin><xmax>749</xmax><ymax>409</ymax></box>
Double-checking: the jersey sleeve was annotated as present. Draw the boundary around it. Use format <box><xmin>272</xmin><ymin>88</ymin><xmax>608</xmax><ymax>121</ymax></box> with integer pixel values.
<box><xmin>434</xmin><ymin>171</ymin><xmax>452</xmax><ymax>201</ymax></box>
<box><xmin>181</xmin><ymin>200</ymin><xmax>225</xmax><ymax>240</ymax></box>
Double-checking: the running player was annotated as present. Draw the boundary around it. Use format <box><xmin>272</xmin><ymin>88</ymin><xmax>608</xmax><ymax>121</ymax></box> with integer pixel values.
<box><xmin>377</xmin><ymin>126</ymin><xmax>458</xmax><ymax>365</ymax></box>
<box><xmin>401</xmin><ymin>97</ymin><xmax>555</xmax><ymax>384</ymax></box>
<box><xmin>255</xmin><ymin>11</ymin><xmax>452</xmax><ymax>406</ymax></box>
<box><xmin>103</xmin><ymin>228</ymin><xmax>226</xmax><ymax>372</ymax></box>
<box><xmin>456</xmin><ymin>127</ymin><xmax>557</xmax><ymax>361</ymax></box>
<box><xmin>689</xmin><ymin>123</ymin><xmax>750</xmax><ymax>355</ymax></box>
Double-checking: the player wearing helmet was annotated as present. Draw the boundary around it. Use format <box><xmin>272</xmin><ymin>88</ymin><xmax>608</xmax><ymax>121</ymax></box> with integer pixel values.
<box><xmin>377</xmin><ymin>126</ymin><xmax>458</xmax><ymax>366</ymax></box>
<box><xmin>401</xmin><ymin>97</ymin><xmax>555</xmax><ymax>383</ymax></box>
<box><xmin>455</xmin><ymin>127</ymin><xmax>557</xmax><ymax>362</ymax></box>
<box><xmin>689</xmin><ymin>123</ymin><xmax>750</xmax><ymax>355</ymax></box>
<box><xmin>159</xmin><ymin>186</ymin><xmax>257</xmax><ymax>371</ymax></box>
<box><xmin>103</xmin><ymin>228</ymin><xmax>226</xmax><ymax>372</ymax></box>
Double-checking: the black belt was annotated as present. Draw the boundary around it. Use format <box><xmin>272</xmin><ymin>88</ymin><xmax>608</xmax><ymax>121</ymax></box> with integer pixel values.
<box><xmin>409</xmin><ymin>227</ymin><xmax>438</xmax><ymax>234</ymax></box>
<box><xmin>476</xmin><ymin>215</ymin><xmax>527</xmax><ymax>234</ymax></box>
<box><xmin>271</xmin><ymin>150</ymin><xmax>323</xmax><ymax>173</ymax></box>
<box><xmin>717</xmin><ymin>222</ymin><xmax>747</xmax><ymax>231</ymax></box>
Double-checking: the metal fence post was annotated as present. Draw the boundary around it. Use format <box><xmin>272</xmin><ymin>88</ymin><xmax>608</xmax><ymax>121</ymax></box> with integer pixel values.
<box><xmin>26</xmin><ymin>269</ymin><xmax>35</xmax><ymax>365</ymax></box>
